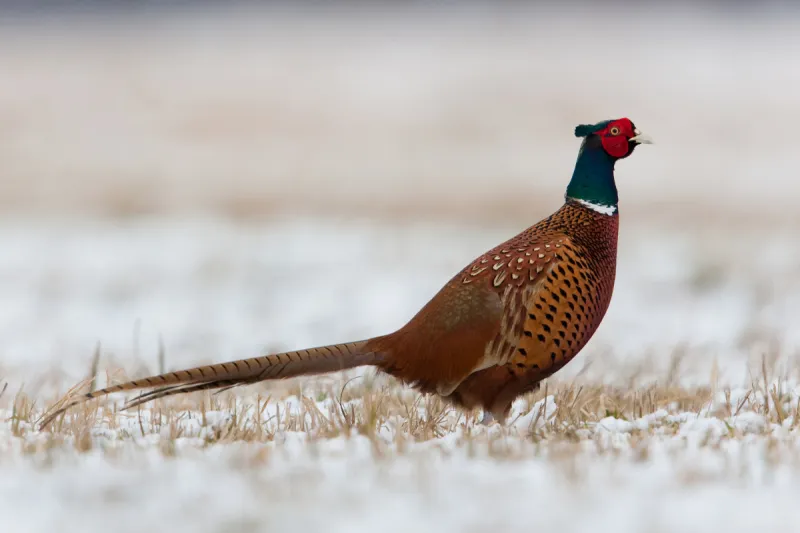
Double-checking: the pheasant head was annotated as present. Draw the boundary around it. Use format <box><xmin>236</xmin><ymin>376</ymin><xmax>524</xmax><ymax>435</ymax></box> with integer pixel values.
<box><xmin>566</xmin><ymin>117</ymin><xmax>652</xmax><ymax>213</ymax></box>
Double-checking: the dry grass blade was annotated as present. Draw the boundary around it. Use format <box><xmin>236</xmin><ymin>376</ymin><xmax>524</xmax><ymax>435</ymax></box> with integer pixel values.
<box><xmin>157</xmin><ymin>333</ymin><xmax>166</xmax><ymax>375</ymax></box>
<box><xmin>37</xmin><ymin>376</ymin><xmax>98</xmax><ymax>429</ymax></box>
<box><xmin>88</xmin><ymin>342</ymin><xmax>101</xmax><ymax>394</ymax></box>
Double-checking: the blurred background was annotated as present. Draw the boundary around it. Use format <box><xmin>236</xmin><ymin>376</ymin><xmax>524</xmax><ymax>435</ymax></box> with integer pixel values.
<box><xmin>1</xmin><ymin>0</ymin><xmax>799</xmax><ymax>391</ymax></box>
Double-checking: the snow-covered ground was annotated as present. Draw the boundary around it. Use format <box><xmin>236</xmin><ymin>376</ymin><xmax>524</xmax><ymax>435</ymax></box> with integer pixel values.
<box><xmin>4</xmin><ymin>380</ymin><xmax>800</xmax><ymax>533</ymax></box>
<box><xmin>2</xmin><ymin>215</ymin><xmax>800</xmax><ymax>533</ymax></box>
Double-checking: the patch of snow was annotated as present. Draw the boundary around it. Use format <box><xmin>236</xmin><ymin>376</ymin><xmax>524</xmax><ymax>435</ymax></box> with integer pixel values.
<box><xmin>679</xmin><ymin>417</ymin><xmax>729</xmax><ymax>445</ymax></box>
<box><xmin>597</xmin><ymin>416</ymin><xmax>634</xmax><ymax>433</ymax></box>
<box><xmin>731</xmin><ymin>412</ymin><xmax>768</xmax><ymax>435</ymax></box>
<box><xmin>512</xmin><ymin>395</ymin><xmax>557</xmax><ymax>432</ymax></box>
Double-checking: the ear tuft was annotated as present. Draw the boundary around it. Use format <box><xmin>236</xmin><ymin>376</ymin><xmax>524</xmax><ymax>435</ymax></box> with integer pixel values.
<box><xmin>574</xmin><ymin>124</ymin><xmax>596</xmax><ymax>138</ymax></box>
<box><xmin>574</xmin><ymin>119</ymin><xmax>613</xmax><ymax>138</ymax></box>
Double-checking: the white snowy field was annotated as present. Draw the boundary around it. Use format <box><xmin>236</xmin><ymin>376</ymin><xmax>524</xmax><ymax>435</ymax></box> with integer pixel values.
<box><xmin>5</xmin><ymin>386</ymin><xmax>800</xmax><ymax>533</ymax></box>
<box><xmin>2</xmin><ymin>215</ymin><xmax>800</xmax><ymax>533</ymax></box>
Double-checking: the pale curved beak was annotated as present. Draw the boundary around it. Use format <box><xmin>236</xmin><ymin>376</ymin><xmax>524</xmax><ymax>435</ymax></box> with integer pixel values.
<box><xmin>629</xmin><ymin>128</ymin><xmax>653</xmax><ymax>145</ymax></box>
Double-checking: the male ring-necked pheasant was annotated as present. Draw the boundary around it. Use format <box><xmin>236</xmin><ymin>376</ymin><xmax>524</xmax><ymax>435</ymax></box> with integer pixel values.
<box><xmin>41</xmin><ymin>118</ymin><xmax>651</xmax><ymax>427</ymax></box>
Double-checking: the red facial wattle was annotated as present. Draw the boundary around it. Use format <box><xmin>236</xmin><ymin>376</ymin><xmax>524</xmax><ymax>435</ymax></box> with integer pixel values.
<box><xmin>598</xmin><ymin>119</ymin><xmax>635</xmax><ymax>158</ymax></box>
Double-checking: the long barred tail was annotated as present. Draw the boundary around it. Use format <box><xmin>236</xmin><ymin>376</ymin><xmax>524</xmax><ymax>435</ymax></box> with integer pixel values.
<box><xmin>39</xmin><ymin>339</ymin><xmax>385</xmax><ymax>428</ymax></box>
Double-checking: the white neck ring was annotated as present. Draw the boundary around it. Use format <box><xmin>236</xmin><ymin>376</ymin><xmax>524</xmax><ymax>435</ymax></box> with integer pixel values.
<box><xmin>573</xmin><ymin>198</ymin><xmax>617</xmax><ymax>215</ymax></box>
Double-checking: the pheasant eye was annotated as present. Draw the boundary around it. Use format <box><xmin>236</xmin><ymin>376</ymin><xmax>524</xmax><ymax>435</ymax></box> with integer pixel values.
<box><xmin>609</xmin><ymin>126</ymin><xmax>621</xmax><ymax>136</ymax></box>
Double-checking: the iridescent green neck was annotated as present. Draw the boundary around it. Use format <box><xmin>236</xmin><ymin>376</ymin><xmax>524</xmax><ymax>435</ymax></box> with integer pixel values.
<box><xmin>565</xmin><ymin>137</ymin><xmax>618</xmax><ymax>211</ymax></box>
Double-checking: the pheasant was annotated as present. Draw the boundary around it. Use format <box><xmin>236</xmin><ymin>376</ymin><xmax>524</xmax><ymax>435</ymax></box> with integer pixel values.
<box><xmin>40</xmin><ymin>118</ymin><xmax>651</xmax><ymax>428</ymax></box>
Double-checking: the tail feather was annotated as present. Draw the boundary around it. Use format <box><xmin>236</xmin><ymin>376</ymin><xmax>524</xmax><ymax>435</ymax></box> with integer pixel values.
<box><xmin>39</xmin><ymin>339</ymin><xmax>385</xmax><ymax>428</ymax></box>
<box><xmin>121</xmin><ymin>379</ymin><xmax>246</xmax><ymax>411</ymax></box>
